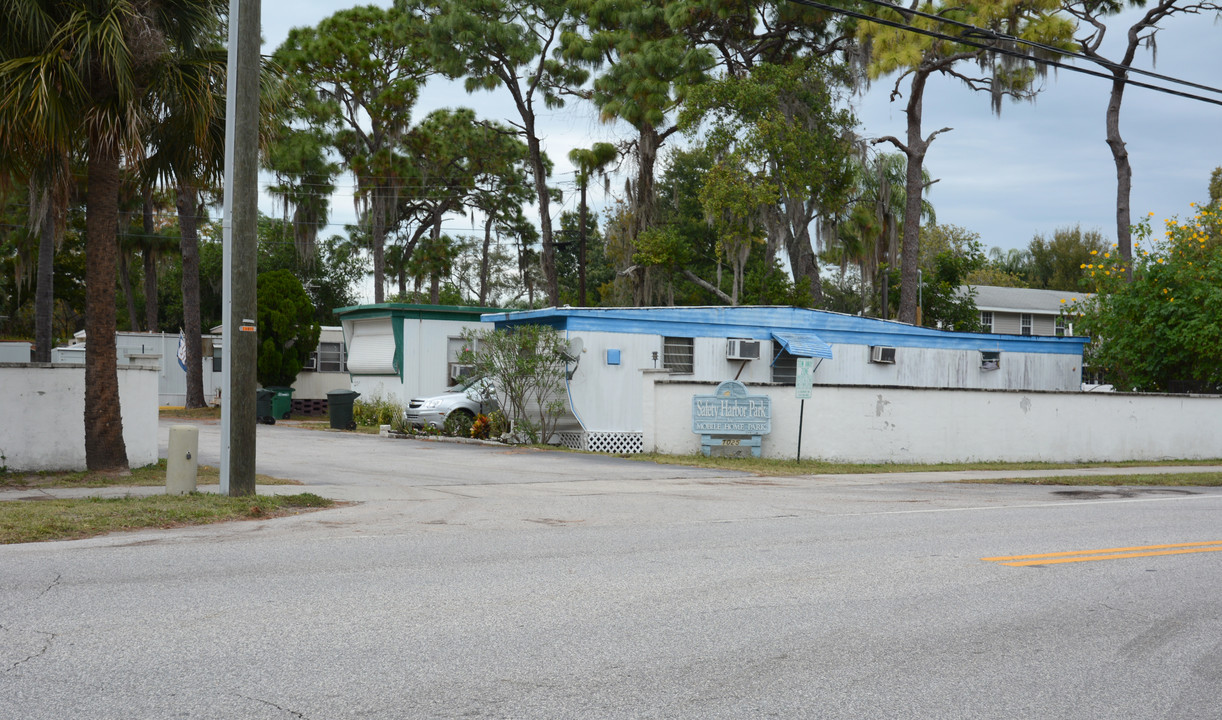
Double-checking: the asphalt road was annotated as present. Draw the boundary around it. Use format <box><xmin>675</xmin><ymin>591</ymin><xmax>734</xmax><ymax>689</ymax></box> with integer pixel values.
<box><xmin>2</xmin><ymin>421</ymin><xmax>1221</xmax><ymax>719</ymax></box>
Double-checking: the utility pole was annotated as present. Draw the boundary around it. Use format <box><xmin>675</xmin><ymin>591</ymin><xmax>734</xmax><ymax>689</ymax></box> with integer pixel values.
<box><xmin>220</xmin><ymin>0</ymin><xmax>260</xmax><ymax>496</ymax></box>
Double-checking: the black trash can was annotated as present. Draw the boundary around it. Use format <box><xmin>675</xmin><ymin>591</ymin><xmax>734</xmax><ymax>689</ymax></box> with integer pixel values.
<box><xmin>256</xmin><ymin>388</ymin><xmax>276</xmax><ymax>425</ymax></box>
<box><xmin>327</xmin><ymin>389</ymin><xmax>361</xmax><ymax>430</ymax></box>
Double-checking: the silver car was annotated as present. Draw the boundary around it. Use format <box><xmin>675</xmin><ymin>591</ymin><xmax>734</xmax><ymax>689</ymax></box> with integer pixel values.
<box><xmin>404</xmin><ymin>376</ymin><xmax>499</xmax><ymax>429</ymax></box>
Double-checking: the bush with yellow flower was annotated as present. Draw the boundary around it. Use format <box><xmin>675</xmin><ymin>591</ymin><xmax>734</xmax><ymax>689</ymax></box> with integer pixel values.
<box><xmin>1071</xmin><ymin>200</ymin><xmax>1222</xmax><ymax>392</ymax></box>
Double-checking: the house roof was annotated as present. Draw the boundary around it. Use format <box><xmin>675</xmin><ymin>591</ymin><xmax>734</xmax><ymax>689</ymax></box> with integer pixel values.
<box><xmin>334</xmin><ymin>302</ymin><xmax>503</xmax><ymax>322</ymax></box>
<box><xmin>967</xmin><ymin>285</ymin><xmax>1091</xmax><ymax>314</ymax></box>
<box><xmin>483</xmin><ymin>305</ymin><xmax>1088</xmax><ymax>355</ymax></box>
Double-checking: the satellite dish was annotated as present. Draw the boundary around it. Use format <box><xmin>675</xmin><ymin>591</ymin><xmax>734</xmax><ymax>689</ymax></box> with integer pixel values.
<box><xmin>561</xmin><ymin>337</ymin><xmax>584</xmax><ymax>379</ymax></box>
<box><xmin>561</xmin><ymin>337</ymin><xmax>584</xmax><ymax>363</ymax></box>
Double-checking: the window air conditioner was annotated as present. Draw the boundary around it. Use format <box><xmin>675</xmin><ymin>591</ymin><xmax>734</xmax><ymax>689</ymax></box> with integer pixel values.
<box><xmin>302</xmin><ymin>355</ymin><xmax>318</xmax><ymax>371</ymax></box>
<box><xmin>726</xmin><ymin>338</ymin><xmax>761</xmax><ymax>361</ymax></box>
<box><xmin>870</xmin><ymin>346</ymin><xmax>896</xmax><ymax>364</ymax></box>
<box><xmin>450</xmin><ymin>363</ymin><xmax>475</xmax><ymax>381</ymax></box>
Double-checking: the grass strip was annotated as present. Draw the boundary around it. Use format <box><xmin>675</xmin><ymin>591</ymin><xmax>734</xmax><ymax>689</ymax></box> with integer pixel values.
<box><xmin>629</xmin><ymin>453</ymin><xmax>1222</xmax><ymax>476</ymax></box>
<box><xmin>960</xmin><ymin>472</ymin><xmax>1222</xmax><ymax>487</ymax></box>
<box><xmin>0</xmin><ymin>460</ymin><xmax>299</xmax><ymax>490</ymax></box>
<box><xmin>1</xmin><ymin>492</ymin><xmax>334</xmax><ymax>545</ymax></box>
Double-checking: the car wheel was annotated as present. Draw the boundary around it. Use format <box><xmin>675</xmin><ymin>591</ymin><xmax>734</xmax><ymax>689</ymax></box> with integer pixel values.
<box><xmin>443</xmin><ymin>409</ymin><xmax>475</xmax><ymax>437</ymax></box>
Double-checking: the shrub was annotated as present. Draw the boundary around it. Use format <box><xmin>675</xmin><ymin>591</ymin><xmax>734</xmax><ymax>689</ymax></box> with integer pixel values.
<box><xmin>459</xmin><ymin>325</ymin><xmax>568</xmax><ymax>444</ymax></box>
<box><xmin>352</xmin><ymin>392</ymin><xmax>404</xmax><ymax>427</ymax></box>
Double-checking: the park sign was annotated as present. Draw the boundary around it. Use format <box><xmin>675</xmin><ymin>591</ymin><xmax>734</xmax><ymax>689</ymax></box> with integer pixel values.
<box><xmin>691</xmin><ymin>380</ymin><xmax>771</xmax><ymax>435</ymax></box>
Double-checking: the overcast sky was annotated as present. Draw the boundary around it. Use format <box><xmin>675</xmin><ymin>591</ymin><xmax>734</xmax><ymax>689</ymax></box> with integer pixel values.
<box><xmin>256</xmin><ymin>2</ymin><xmax>1221</xmax><ymax>293</ymax></box>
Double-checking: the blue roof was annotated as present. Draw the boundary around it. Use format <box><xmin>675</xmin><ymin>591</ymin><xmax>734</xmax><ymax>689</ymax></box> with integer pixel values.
<box><xmin>481</xmin><ymin>306</ymin><xmax>1089</xmax><ymax>355</ymax></box>
<box><xmin>772</xmin><ymin>331</ymin><xmax>834</xmax><ymax>359</ymax></box>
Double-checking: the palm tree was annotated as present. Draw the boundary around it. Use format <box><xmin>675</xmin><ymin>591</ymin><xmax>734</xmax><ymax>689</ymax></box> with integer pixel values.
<box><xmin>145</xmin><ymin>37</ymin><xmax>228</xmax><ymax>409</ymax></box>
<box><xmin>568</xmin><ymin>143</ymin><xmax>618</xmax><ymax>307</ymax></box>
<box><xmin>1</xmin><ymin>0</ymin><xmax>224</xmax><ymax>470</ymax></box>
<box><xmin>823</xmin><ymin>151</ymin><xmax>934</xmax><ymax>318</ymax></box>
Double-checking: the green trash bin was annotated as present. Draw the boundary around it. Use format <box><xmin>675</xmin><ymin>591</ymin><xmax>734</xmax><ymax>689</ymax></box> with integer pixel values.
<box><xmin>268</xmin><ymin>386</ymin><xmax>295</xmax><ymax>420</ymax></box>
<box><xmin>256</xmin><ymin>388</ymin><xmax>275</xmax><ymax>425</ymax></box>
<box><xmin>327</xmin><ymin>389</ymin><xmax>360</xmax><ymax>430</ymax></box>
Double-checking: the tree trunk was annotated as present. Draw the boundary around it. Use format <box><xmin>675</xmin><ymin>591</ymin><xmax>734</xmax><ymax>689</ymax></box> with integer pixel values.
<box><xmin>34</xmin><ymin>193</ymin><xmax>57</xmax><ymax>363</ymax></box>
<box><xmin>371</xmin><ymin>190</ymin><xmax>388</xmax><ymax>303</ymax></box>
<box><xmin>898</xmin><ymin>69</ymin><xmax>932</xmax><ymax>325</ymax></box>
<box><xmin>143</xmin><ymin>245</ymin><xmax>159</xmax><ymax>332</ymax></box>
<box><xmin>578</xmin><ymin>181</ymin><xmax>588</xmax><ymax>307</ymax></box>
<box><xmin>84</xmin><ymin>135</ymin><xmax>128</xmax><ymax>471</ymax></box>
<box><xmin>1105</xmin><ymin>72</ymin><xmax>1132</xmax><ymax>261</ymax></box>
<box><xmin>177</xmin><ymin>182</ymin><xmax>206</xmax><ymax>409</ymax></box>
<box><xmin>635</xmin><ymin>124</ymin><xmax>661</xmax><ymax>239</ymax></box>
<box><xmin>479</xmin><ymin>216</ymin><xmax>493</xmax><ymax>306</ymax></box>
<box><xmin>784</xmin><ymin>222</ymin><xmax>823</xmax><ymax>305</ymax></box>
<box><xmin>525</xmin><ymin>121</ymin><xmax>558</xmax><ymax>306</ymax></box>
<box><xmin>117</xmin><ymin>247</ymin><xmax>139</xmax><ymax>331</ymax></box>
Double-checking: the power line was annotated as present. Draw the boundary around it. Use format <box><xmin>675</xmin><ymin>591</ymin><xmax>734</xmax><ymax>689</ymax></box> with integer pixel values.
<box><xmin>790</xmin><ymin>0</ymin><xmax>1222</xmax><ymax>107</ymax></box>
<box><xmin>845</xmin><ymin>0</ymin><xmax>1222</xmax><ymax>99</ymax></box>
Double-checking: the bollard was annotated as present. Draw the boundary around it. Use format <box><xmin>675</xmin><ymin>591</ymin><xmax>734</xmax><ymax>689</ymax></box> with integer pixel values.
<box><xmin>166</xmin><ymin>424</ymin><xmax>199</xmax><ymax>495</ymax></box>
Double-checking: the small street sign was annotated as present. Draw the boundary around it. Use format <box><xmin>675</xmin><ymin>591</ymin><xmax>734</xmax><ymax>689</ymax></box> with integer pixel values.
<box><xmin>795</xmin><ymin>358</ymin><xmax>815</xmax><ymax>400</ymax></box>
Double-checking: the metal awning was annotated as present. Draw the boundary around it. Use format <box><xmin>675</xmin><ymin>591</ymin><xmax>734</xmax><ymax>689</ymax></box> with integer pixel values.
<box><xmin>771</xmin><ymin>331</ymin><xmax>833</xmax><ymax>359</ymax></box>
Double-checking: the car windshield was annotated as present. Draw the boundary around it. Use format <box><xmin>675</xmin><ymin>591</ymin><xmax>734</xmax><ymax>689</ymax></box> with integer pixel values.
<box><xmin>449</xmin><ymin>376</ymin><xmax>483</xmax><ymax>392</ymax></box>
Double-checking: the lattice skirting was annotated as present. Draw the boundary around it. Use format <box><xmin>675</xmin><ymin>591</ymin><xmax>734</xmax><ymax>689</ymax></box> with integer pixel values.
<box><xmin>292</xmin><ymin>398</ymin><xmax>328</xmax><ymax>416</ymax></box>
<box><xmin>558</xmin><ymin>431</ymin><xmax>644</xmax><ymax>454</ymax></box>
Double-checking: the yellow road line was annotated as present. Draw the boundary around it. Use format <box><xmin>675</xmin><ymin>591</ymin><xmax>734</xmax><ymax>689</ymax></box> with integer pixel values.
<box><xmin>983</xmin><ymin>541</ymin><xmax>1222</xmax><ymax>566</ymax></box>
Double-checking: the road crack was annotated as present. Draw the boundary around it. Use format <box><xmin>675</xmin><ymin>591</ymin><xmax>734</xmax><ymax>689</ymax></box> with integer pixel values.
<box><xmin>240</xmin><ymin>695</ymin><xmax>308</xmax><ymax>719</ymax></box>
<box><xmin>4</xmin><ymin>630</ymin><xmax>57</xmax><ymax>674</ymax></box>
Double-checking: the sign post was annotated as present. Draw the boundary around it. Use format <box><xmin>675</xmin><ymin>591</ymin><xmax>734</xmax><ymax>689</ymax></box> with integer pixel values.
<box><xmin>795</xmin><ymin>358</ymin><xmax>815</xmax><ymax>461</ymax></box>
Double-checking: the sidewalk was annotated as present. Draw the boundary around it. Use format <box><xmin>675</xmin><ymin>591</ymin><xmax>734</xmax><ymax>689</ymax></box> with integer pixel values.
<box><xmin>5</xmin><ymin>463</ymin><xmax>1221</xmax><ymax>501</ymax></box>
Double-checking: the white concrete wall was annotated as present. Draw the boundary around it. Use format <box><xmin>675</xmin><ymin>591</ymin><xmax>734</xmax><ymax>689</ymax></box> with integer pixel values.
<box><xmin>0</xmin><ymin>364</ymin><xmax>160</xmax><ymax>471</ymax></box>
<box><xmin>643</xmin><ymin>377</ymin><xmax>1222</xmax><ymax>463</ymax></box>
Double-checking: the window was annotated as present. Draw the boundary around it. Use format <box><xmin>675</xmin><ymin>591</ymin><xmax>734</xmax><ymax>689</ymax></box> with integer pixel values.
<box><xmin>771</xmin><ymin>348</ymin><xmax>797</xmax><ymax>385</ymax></box>
<box><xmin>212</xmin><ymin>344</ymin><xmax>222</xmax><ymax>373</ymax></box>
<box><xmin>662</xmin><ymin>337</ymin><xmax>693</xmax><ymax>374</ymax></box>
<box><xmin>1021</xmin><ymin>314</ymin><xmax>1033</xmax><ymax>336</ymax></box>
<box><xmin>981</xmin><ymin>350</ymin><xmax>1001</xmax><ymax>371</ymax></box>
<box><xmin>447</xmin><ymin>336</ymin><xmax>479</xmax><ymax>385</ymax></box>
<box><xmin>980</xmin><ymin>311</ymin><xmax>993</xmax><ymax>333</ymax></box>
<box><xmin>313</xmin><ymin>342</ymin><xmax>346</xmax><ymax>372</ymax></box>
<box><xmin>1055</xmin><ymin>316</ymin><xmax>1068</xmax><ymax>337</ymax></box>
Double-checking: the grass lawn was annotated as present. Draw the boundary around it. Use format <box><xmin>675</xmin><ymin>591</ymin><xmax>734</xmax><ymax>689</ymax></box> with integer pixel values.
<box><xmin>0</xmin><ymin>460</ymin><xmax>328</xmax><ymax>544</ymax></box>
<box><xmin>0</xmin><ymin>492</ymin><xmax>335</xmax><ymax>544</ymax></box>
<box><xmin>632</xmin><ymin>453</ymin><xmax>1222</xmax><ymax>477</ymax></box>
<box><xmin>0</xmin><ymin>459</ymin><xmax>299</xmax><ymax>490</ymax></box>
<box><xmin>958</xmin><ymin>472</ymin><xmax>1222</xmax><ymax>487</ymax></box>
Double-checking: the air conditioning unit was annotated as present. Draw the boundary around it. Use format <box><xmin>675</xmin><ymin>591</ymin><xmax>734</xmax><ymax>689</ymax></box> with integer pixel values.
<box><xmin>450</xmin><ymin>363</ymin><xmax>475</xmax><ymax>381</ymax></box>
<box><xmin>302</xmin><ymin>354</ymin><xmax>318</xmax><ymax>371</ymax></box>
<box><xmin>980</xmin><ymin>351</ymin><xmax>1001</xmax><ymax>371</ymax></box>
<box><xmin>870</xmin><ymin>346</ymin><xmax>896</xmax><ymax>364</ymax></box>
<box><xmin>726</xmin><ymin>338</ymin><xmax>761</xmax><ymax>361</ymax></box>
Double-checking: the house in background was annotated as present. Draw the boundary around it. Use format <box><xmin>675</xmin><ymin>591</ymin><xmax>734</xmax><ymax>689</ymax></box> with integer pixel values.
<box><xmin>484</xmin><ymin>305</ymin><xmax>1090</xmax><ymax>453</ymax></box>
<box><xmin>287</xmin><ymin>326</ymin><xmax>351</xmax><ymax>414</ymax></box>
<box><xmin>334</xmin><ymin>303</ymin><xmax>500</xmax><ymax>405</ymax></box>
<box><xmin>53</xmin><ymin>330</ymin><xmax>223</xmax><ymax>406</ymax></box>
<box><xmin>51</xmin><ymin>327</ymin><xmax>350</xmax><ymax>411</ymax></box>
<box><xmin>968</xmin><ymin>285</ymin><xmax>1090</xmax><ymax>337</ymax></box>
<box><xmin>0</xmin><ymin>341</ymin><xmax>32</xmax><ymax>362</ymax></box>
